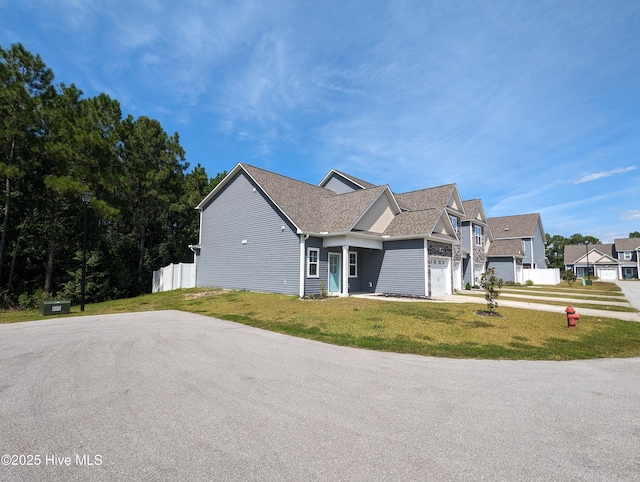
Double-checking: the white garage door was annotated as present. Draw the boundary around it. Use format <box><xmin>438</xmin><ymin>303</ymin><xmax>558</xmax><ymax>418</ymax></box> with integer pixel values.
<box><xmin>599</xmin><ymin>268</ymin><xmax>617</xmax><ymax>280</ymax></box>
<box><xmin>430</xmin><ymin>258</ymin><xmax>450</xmax><ymax>296</ymax></box>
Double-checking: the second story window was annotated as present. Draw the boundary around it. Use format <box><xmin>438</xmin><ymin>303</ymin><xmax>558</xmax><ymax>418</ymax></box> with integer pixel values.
<box><xmin>449</xmin><ymin>215</ymin><xmax>458</xmax><ymax>230</ymax></box>
<box><xmin>474</xmin><ymin>225</ymin><xmax>483</xmax><ymax>246</ymax></box>
<box><xmin>623</xmin><ymin>251</ymin><xmax>632</xmax><ymax>260</ymax></box>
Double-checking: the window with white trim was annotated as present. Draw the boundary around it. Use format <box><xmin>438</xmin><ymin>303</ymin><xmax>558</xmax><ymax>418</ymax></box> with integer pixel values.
<box><xmin>349</xmin><ymin>251</ymin><xmax>357</xmax><ymax>277</ymax></box>
<box><xmin>623</xmin><ymin>251</ymin><xmax>632</xmax><ymax>260</ymax></box>
<box><xmin>307</xmin><ymin>248</ymin><xmax>319</xmax><ymax>278</ymax></box>
<box><xmin>474</xmin><ymin>225</ymin><xmax>483</xmax><ymax>246</ymax></box>
<box><xmin>449</xmin><ymin>215</ymin><xmax>458</xmax><ymax>230</ymax></box>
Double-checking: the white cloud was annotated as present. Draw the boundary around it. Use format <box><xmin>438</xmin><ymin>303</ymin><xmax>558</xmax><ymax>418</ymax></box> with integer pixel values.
<box><xmin>574</xmin><ymin>166</ymin><xmax>636</xmax><ymax>184</ymax></box>
<box><xmin>621</xmin><ymin>210</ymin><xmax>640</xmax><ymax>221</ymax></box>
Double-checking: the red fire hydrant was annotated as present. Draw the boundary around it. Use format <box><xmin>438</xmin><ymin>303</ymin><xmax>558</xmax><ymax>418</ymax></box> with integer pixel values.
<box><xmin>565</xmin><ymin>306</ymin><xmax>580</xmax><ymax>328</ymax></box>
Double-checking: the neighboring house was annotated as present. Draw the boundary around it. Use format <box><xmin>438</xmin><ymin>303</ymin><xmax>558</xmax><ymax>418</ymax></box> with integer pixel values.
<box><xmin>564</xmin><ymin>238</ymin><xmax>640</xmax><ymax>280</ymax></box>
<box><xmin>394</xmin><ymin>184</ymin><xmax>466</xmax><ymax>292</ymax></box>
<box><xmin>193</xmin><ymin>163</ymin><xmax>461</xmax><ymax>298</ymax></box>
<box><xmin>460</xmin><ymin>199</ymin><xmax>491</xmax><ymax>286</ymax></box>
<box><xmin>487</xmin><ymin>213</ymin><xmax>548</xmax><ymax>270</ymax></box>
<box><xmin>615</xmin><ymin>238</ymin><xmax>640</xmax><ymax>279</ymax></box>
<box><xmin>486</xmin><ymin>239</ymin><xmax>525</xmax><ymax>283</ymax></box>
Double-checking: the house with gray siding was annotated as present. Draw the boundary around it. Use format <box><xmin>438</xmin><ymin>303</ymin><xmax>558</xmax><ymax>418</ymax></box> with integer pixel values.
<box><xmin>461</xmin><ymin>199</ymin><xmax>491</xmax><ymax>286</ymax></box>
<box><xmin>194</xmin><ymin>163</ymin><xmax>461</xmax><ymax>298</ymax></box>
<box><xmin>564</xmin><ymin>238</ymin><xmax>640</xmax><ymax>280</ymax></box>
<box><xmin>487</xmin><ymin>214</ymin><xmax>547</xmax><ymax>283</ymax></box>
<box><xmin>486</xmin><ymin>239</ymin><xmax>525</xmax><ymax>283</ymax></box>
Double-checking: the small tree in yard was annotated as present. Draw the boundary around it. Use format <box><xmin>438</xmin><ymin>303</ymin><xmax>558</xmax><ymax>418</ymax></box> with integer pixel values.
<box><xmin>562</xmin><ymin>269</ymin><xmax>577</xmax><ymax>286</ymax></box>
<box><xmin>479</xmin><ymin>268</ymin><xmax>503</xmax><ymax>314</ymax></box>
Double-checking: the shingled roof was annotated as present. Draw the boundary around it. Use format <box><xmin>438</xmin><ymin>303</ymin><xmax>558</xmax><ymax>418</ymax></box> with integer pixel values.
<box><xmin>462</xmin><ymin>199</ymin><xmax>481</xmax><ymax>222</ymax></box>
<box><xmin>330</xmin><ymin>169</ymin><xmax>377</xmax><ymax>189</ymax></box>
<box><xmin>487</xmin><ymin>239</ymin><xmax>524</xmax><ymax>257</ymax></box>
<box><xmin>199</xmin><ymin>163</ymin><xmax>462</xmax><ymax>240</ymax></box>
<box><xmin>488</xmin><ymin>213</ymin><xmax>541</xmax><ymax>239</ymax></box>
<box><xmin>614</xmin><ymin>238</ymin><xmax>640</xmax><ymax>251</ymax></box>
<box><xmin>319</xmin><ymin>185</ymin><xmax>391</xmax><ymax>233</ymax></box>
<box><xmin>241</xmin><ymin>164</ymin><xmax>332</xmax><ymax>232</ymax></box>
<box><xmin>395</xmin><ymin>184</ymin><xmax>465</xmax><ymax>215</ymax></box>
<box><xmin>564</xmin><ymin>244</ymin><xmax>615</xmax><ymax>264</ymax></box>
<box><xmin>383</xmin><ymin>209</ymin><xmax>445</xmax><ymax>237</ymax></box>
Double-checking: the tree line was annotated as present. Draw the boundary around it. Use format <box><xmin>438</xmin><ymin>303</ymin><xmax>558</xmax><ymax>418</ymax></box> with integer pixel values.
<box><xmin>1</xmin><ymin>43</ymin><xmax>225</xmax><ymax>308</ymax></box>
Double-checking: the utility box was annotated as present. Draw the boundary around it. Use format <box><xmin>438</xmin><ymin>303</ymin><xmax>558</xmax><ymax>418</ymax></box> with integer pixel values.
<box><xmin>40</xmin><ymin>300</ymin><xmax>71</xmax><ymax>316</ymax></box>
<box><xmin>582</xmin><ymin>279</ymin><xmax>593</xmax><ymax>286</ymax></box>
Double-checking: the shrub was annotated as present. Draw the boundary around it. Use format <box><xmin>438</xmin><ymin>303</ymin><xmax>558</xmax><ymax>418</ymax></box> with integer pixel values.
<box><xmin>465</xmin><ymin>282</ymin><xmax>471</xmax><ymax>290</ymax></box>
<box><xmin>525</xmin><ymin>279</ymin><xmax>534</xmax><ymax>286</ymax></box>
<box><xmin>562</xmin><ymin>269</ymin><xmax>577</xmax><ymax>286</ymax></box>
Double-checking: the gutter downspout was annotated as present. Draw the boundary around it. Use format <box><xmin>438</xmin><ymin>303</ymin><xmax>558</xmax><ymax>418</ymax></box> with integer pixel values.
<box><xmin>513</xmin><ymin>256</ymin><xmax>517</xmax><ymax>283</ymax></box>
<box><xmin>299</xmin><ymin>234</ymin><xmax>307</xmax><ymax>297</ymax></box>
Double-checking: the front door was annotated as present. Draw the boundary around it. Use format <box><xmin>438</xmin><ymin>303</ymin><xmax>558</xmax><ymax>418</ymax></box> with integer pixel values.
<box><xmin>329</xmin><ymin>253</ymin><xmax>341</xmax><ymax>293</ymax></box>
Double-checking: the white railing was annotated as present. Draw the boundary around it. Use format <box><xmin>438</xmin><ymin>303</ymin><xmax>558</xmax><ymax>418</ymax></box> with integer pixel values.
<box><xmin>152</xmin><ymin>263</ymin><xmax>196</xmax><ymax>293</ymax></box>
<box><xmin>522</xmin><ymin>268</ymin><xmax>561</xmax><ymax>285</ymax></box>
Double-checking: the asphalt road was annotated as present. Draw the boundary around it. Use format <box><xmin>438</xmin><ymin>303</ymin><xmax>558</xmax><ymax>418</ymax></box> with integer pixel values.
<box><xmin>1</xmin><ymin>311</ymin><xmax>639</xmax><ymax>481</ymax></box>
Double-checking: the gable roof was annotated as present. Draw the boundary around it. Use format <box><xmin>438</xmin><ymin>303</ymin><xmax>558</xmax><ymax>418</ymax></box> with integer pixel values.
<box><xmin>198</xmin><ymin>163</ymin><xmax>468</xmax><ymax>241</ymax></box>
<box><xmin>462</xmin><ymin>199</ymin><xmax>486</xmax><ymax>224</ymax></box>
<box><xmin>318</xmin><ymin>185</ymin><xmax>396</xmax><ymax>233</ymax></box>
<box><xmin>614</xmin><ymin>238</ymin><xmax>640</xmax><ymax>251</ymax></box>
<box><xmin>395</xmin><ymin>184</ymin><xmax>465</xmax><ymax>216</ymax></box>
<box><xmin>488</xmin><ymin>213</ymin><xmax>542</xmax><ymax>239</ymax></box>
<box><xmin>564</xmin><ymin>244</ymin><xmax>616</xmax><ymax>264</ymax></box>
<box><xmin>318</xmin><ymin>169</ymin><xmax>377</xmax><ymax>190</ymax></box>
<box><xmin>487</xmin><ymin>239</ymin><xmax>525</xmax><ymax>258</ymax></box>
<box><xmin>382</xmin><ymin>208</ymin><xmax>456</xmax><ymax>239</ymax></box>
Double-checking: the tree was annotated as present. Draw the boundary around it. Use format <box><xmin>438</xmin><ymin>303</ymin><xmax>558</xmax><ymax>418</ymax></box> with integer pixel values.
<box><xmin>630</xmin><ymin>231</ymin><xmax>640</xmax><ymax>238</ymax></box>
<box><xmin>479</xmin><ymin>268</ymin><xmax>503</xmax><ymax>314</ymax></box>
<box><xmin>545</xmin><ymin>233</ymin><xmax>601</xmax><ymax>269</ymax></box>
<box><xmin>562</xmin><ymin>269</ymin><xmax>577</xmax><ymax>286</ymax></box>
<box><xmin>117</xmin><ymin>115</ymin><xmax>187</xmax><ymax>294</ymax></box>
<box><xmin>0</xmin><ymin>43</ymin><xmax>54</xmax><ymax>284</ymax></box>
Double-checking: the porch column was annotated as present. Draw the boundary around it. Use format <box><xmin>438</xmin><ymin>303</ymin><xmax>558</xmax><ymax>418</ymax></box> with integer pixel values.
<box><xmin>341</xmin><ymin>245</ymin><xmax>349</xmax><ymax>297</ymax></box>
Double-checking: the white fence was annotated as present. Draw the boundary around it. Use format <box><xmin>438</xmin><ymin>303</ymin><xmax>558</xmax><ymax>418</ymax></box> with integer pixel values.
<box><xmin>152</xmin><ymin>263</ymin><xmax>196</xmax><ymax>293</ymax></box>
<box><xmin>522</xmin><ymin>268</ymin><xmax>561</xmax><ymax>285</ymax></box>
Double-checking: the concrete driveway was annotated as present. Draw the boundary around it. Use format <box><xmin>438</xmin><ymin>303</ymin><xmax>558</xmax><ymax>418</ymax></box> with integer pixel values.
<box><xmin>615</xmin><ymin>280</ymin><xmax>640</xmax><ymax>311</ymax></box>
<box><xmin>1</xmin><ymin>311</ymin><xmax>639</xmax><ymax>481</ymax></box>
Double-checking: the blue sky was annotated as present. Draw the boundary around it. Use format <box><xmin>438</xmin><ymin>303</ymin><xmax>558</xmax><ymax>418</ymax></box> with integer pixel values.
<box><xmin>2</xmin><ymin>0</ymin><xmax>639</xmax><ymax>242</ymax></box>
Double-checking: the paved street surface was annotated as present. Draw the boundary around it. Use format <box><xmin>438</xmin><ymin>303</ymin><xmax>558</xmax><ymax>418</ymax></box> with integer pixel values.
<box><xmin>615</xmin><ymin>280</ymin><xmax>640</xmax><ymax>311</ymax></box>
<box><xmin>1</xmin><ymin>311</ymin><xmax>639</xmax><ymax>481</ymax></box>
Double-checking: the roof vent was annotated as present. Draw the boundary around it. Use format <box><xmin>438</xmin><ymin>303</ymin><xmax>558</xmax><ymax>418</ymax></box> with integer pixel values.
<box><xmin>504</xmin><ymin>227</ymin><xmax>510</xmax><ymax>231</ymax></box>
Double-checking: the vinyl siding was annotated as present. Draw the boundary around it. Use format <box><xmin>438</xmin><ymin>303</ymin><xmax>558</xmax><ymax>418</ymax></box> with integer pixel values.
<box><xmin>322</xmin><ymin>175</ymin><xmax>362</xmax><ymax>194</ymax></box>
<box><xmin>372</xmin><ymin>239</ymin><xmax>426</xmax><ymax>296</ymax></box>
<box><xmin>533</xmin><ymin>223</ymin><xmax>548</xmax><ymax>268</ymax></box>
<box><xmin>303</xmin><ymin>237</ymin><xmax>328</xmax><ymax>295</ymax></box>
<box><xmin>353</xmin><ymin>194</ymin><xmax>395</xmax><ymax>233</ymax></box>
<box><xmin>196</xmin><ymin>171</ymin><xmax>300</xmax><ymax>295</ymax></box>
<box><xmin>487</xmin><ymin>258</ymin><xmax>516</xmax><ymax>282</ymax></box>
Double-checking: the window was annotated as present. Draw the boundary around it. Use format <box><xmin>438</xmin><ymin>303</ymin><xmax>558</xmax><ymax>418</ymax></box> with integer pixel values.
<box><xmin>474</xmin><ymin>226</ymin><xmax>483</xmax><ymax>246</ymax></box>
<box><xmin>349</xmin><ymin>251</ymin><xmax>357</xmax><ymax>277</ymax></box>
<box><xmin>623</xmin><ymin>251</ymin><xmax>632</xmax><ymax>260</ymax></box>
<box><xmin>449</xmin><ymin>215</ymin><xmax>458</xmax><ymax>230</ymax></box>
<box><xmin>307</xmin><ymin>248</ymin><xmax>319</xmax><ymax>278</ymax></box>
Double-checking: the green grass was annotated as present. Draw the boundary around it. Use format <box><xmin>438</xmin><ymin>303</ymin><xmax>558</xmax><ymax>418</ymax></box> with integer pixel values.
<box><xmin>2</xmin><ymin>287</ymin><xmax>639</xmax><ymax>360</ymax></box>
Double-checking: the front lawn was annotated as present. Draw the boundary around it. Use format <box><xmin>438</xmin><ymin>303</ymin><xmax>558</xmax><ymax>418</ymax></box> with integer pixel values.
<box><xmin>3</xmin><ymin>288</ymin><xmax>639</xmax><ymax>360</ymax></box>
